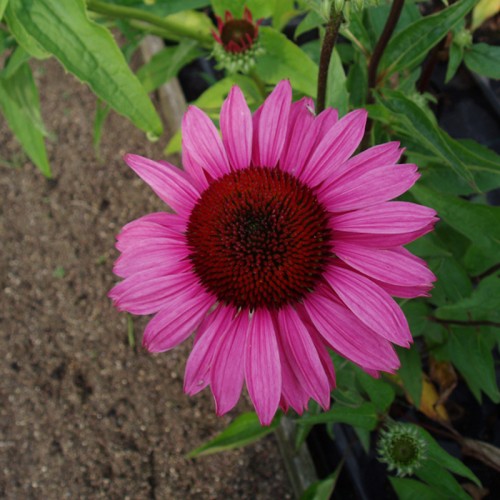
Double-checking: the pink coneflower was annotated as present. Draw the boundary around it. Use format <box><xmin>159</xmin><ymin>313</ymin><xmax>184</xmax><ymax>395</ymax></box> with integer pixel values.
<box><xmin>109</xmin><ymin>81</ymin><xmax>437</xmax><ymax>425</ymax></box>
<box><xmin>211</xmin><ymin>7</ymin><xmax>264</xmax><ymax>73</ymax></box>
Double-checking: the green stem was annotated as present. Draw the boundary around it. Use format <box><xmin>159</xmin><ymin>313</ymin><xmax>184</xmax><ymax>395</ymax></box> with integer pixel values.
<box><xmin>249</xmin><ymin>70</ymin><xmax>267</xmax><ymax>100</ymax></box>
<box><xmin>86</xmin><ymin>0</ymin><xmax>213</xmax><ymax>47</ymax></box>
<box><xmin>316</xmin><ymin>8</ymin><xmax>343</xmax><ymax>113</ymax></box>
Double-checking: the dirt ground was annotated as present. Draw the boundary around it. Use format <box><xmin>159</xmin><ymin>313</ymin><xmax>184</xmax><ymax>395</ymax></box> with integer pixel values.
<box><xmin>0</xmin><ymin>58</ymin><xmax>291</xmax><ymax>499</ymax></box>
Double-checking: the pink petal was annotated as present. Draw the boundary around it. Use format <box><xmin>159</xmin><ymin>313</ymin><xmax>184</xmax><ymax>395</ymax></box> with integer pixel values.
<box><xmin>143</xmin><ymin>290</ymin><xmax>214</xmax><ymax>352</ymax></box>
<box><xmin>211</xmin><ymin>310</ymin><xmax>249</xmax><ymax>415</ymax></box>
<box><xmin>334</xmin><ymin>223</ymin><xmax>436</xmax><ymax>248</ymax></box>
<box><xmin>276</xmin><ymin>322</ymin><xmax>311</xmax><ymax>414</ymax></box>
<box><xmin>184</xmin><ymin>305</ymin><xmax>234</xmax><ymax>395</ymax></box>
<box><xmin>109</xmin><ymin>269</ymin><xmax>198</xmax><ymax>315</ymax></box>
<box><xmin>220</xmin><ymin>86</ymin><xmax>253</xmax><ymax>170</ymax></box>
<box><xmin>280</xmin><ymin>97</ymin><xmax>315</xmax><ymax>174</ymax></box>
<box><xmin>300</xmin><ymin>109</ymin><xmax>367</xmax><ymax>186</ymax></box>
<box><xmin>331</xmin><ymin>202</ymin><xmax>438</xmax><ymax>234</ymax></box>
<box><xmin>325</xmin><ymin>265</ymin><xmax>412</xmax><ymax>347</ymax></box>
<box><xmin>251</xmin><ymin>105</ymin><xmax>263</xmax><ymax>166</ymax></box>
<box><xmin>375</xmin><ymin>281</ymin><xmax>433</xmax><ymax>298</ymax></box>
<box><xmin>182</xmin><ymin>146</ymin><xmax>209</xmax><ymax>191</ymax></box>
<box><xmin>244</xmin><ymin>309</ymin><xmax>282</xmax><ymax>425</ymax></box>
<box><xmin>113</xmin><ymin>239</ymin><xmax>190</xmax><ymax>278</ymax></box>
<box><xmin>182</xmin><ymin>105</ymin><xmax>231</xmax><ymax>180</ymax></box>
<box><xmin>321</xmin><ymin>164</ymin><xmax>420</xmax><ymax>212</ymax></box>
<box><xmin>254</xmin><ymin>80</ymin><xmax>292</xmax><ymax>168</ymax></box>
<box><xmin>124</xmin><ymin>154</ymin><xmax>200</xmax><ymax>216</ymax></box>
<box><xmin>312</xmin><ymin>108</ymin><xmax>339</xmax><ymax>144</ymax></box>
<box><xmin>334</xmin><ymin>242</ymin><xmax>436</xmax><ymax>287</ymax></box>
<box><xmin>303</xmin><ymin>290</ymin><xmax>400</xmax><ymax>372</ymax></box>
<box><xmin>318</xmin><ymin>142</ymin><xmax>403</xmax><ymax>195</ymax></box>
<box><xmin>277</xmin><ymin>307</ymin><xmax>331</xmax><ymax>409</ymax></box>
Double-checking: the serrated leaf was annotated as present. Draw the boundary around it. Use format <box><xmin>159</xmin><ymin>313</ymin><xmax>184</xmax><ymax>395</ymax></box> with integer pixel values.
<box><xmin>256</xmin><ymin>27</ymin><xmax>318</xmax><ymax>97</ymax></box>
<box><xmin>8</xmin><ymin>0</ymin><xmax>163</xmax><ymax>138</ymax></box>
<box><xmin>378</xmin><ymin>90</ymin><xmax>475</xmax><ymax>186</ymax></box>
<box><xmin>136</xmin><ymin>40</ymin><xmax>200</xmax><ymax>93</ymax></box>
<box><xmin>380</xmin><ymin>0</ymin><xmax>476</xmax><ymax>76</ymax></box>
<box><xmin>437</xmin><ymin>327</ymin><xmax>500</xmax><ymax>404</ymax></box>
<box><xmin>435</xmin><ymin>271</ymin><xmax>500</xmax><ymax>322</ymax></box>
<box><xmin>412</xmin><ymin>184</ymin><xmax>500</xmax><ymax>260</ymax></box>
<box><xmin>187</xmin><ymin>412</ymin><xmax>280</xmax><ymax>458</ymax></box>
<box><xmin>414</xmin><ymin>424</ymin><xmax>482</xmax><ymax>485</ymax></box>
<box><xmin>0</xmin><ymin>62</ymin><xmax>51</xmax><ymax>176</ymax></box>
<box><xmin>416</xmin><ymin>462</ymin><xmax>470</xmax><ymax>500</ymax></box>
<box><xmin>296</xmin><ymin>402</ymin><xmax>378</xmax><ymax>430</ymax></box>
<box><xmin>464</xmin><ymin>43</ymin><xmax>500</xmax><ymax>79</ymax></box>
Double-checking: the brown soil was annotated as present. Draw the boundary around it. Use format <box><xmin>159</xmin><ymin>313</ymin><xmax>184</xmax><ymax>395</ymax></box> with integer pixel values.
<box><xmin>0</xmin><ymin>58</ymin><xmax>291</xmax><ymax>499</ymax></box>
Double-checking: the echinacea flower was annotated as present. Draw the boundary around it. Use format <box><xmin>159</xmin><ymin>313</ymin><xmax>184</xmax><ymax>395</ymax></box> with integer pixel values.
<box><xmin>212</xmin><ymin>7</ymin><xmax>264</xmax><ymax>73</ymax></box>
<box><xmin>109</xmin><ymin>81</ymin><xmax>437</xmax><ymax>425</ymax></box>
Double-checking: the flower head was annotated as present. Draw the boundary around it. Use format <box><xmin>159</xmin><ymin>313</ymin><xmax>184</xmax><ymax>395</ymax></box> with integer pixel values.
<box><xmin>109</xmin><ymin>81</ymin><xmax>437</xmax><ymax>425</ymax></box>
<box><xmin>378</xmin><ymin>423</ymin><xmax>428</xmax><ymax>476</ymax></box>
<box><xmin>212</xmin><ymin>8</ymin><xmax>264</xmax><ymax>73</ymax></box>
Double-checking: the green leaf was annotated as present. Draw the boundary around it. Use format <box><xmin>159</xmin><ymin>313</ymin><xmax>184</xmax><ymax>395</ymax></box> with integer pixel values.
<box><xmin>187</xmin><ymin>412</ymin><xmax>280</xmax><ymax>458</ymax></box>
<box><xmin>300</xmin><ymin>461</ymin><xmax>343</xmax><ymax>500</ymax></box>
<box><xmin>136</xmin><ymin>40</ymin><xmax>200</xmax><ymax>93</ymax></box>
<box><xmin>4</xmin><ymin>2</ymin><xmax>51</xmax><ymax>59</ymax></box>
<box><xmin>8</xmin><ymin>0</ymin><xmax>163</xmax><ymax>138</ymax></box>
<box><xmin>414</xmin><ymin>424</ymin><xmax>482</xmax><ymax>485</ymax></box>
<box><xmin>0</xmin><ymin>0</ymin><xmax>9</xmax><ymax>21</ymax></box>
<box><xmin>296</xmin><ymin>402</ymin><xmax>378</xmax><ymax>430</ymax></box>
<box><xmin>402</xmin><ymin>301</ymin><xmax>431</xmax><ymax>338</ymax></box>
<box><xmin>436</xmin><ymin>327</ymin><xmax>500</xmax><ymax>404</ymax></box>
<box><xmin>378</xmin><ymin>90</ymin><xmax>475</xmax><ymax>187</ymax></box>
<box><xmin>354</xmin><ymin>368</ymin><xmax>395</xmax><ymax>413</ymax></box>
<box><xmin>446</xmin><ymin>42</ymin><xmax>464</xmax><ymax>83</ymax></box>
<box><xmin>256</xmin><ymin>27</ymin><xmax>318</xmax><ymax>97</ymax></box>
<box><xmin>347</xmin><ymin>54</ymin><xmax>368</xmax><ymax>107</ymax></box>
<box><xmin>0</xmin><ymin>62</ymin><xmax>51</xmax><ymax>176</ymax></box>
<box><xmin>435</xmin><ymin>271</ymin><xmax>500</xmax><ymax>322</ymax></box>
<box><xmin>380</xmin><ymin>0</ymin><xmax>476</xmax><ymax>75</ymax></box>
<box><xmin>412</xmin><ymin>185</ymin><xmax>500</xmax><ymax>263</ymax></box>
<box><xmin>326</xmin><ymin>48</ymin><xmax>349</xmax><ymax>117</ymax></box>
<box><xmin>1</xmin><ymin>44</ymin><xmax>31</xmax><ymax>79</ymax></box>
<box><xmin>295</xmin><ymin>10</ymin><xmax>323</xmax><ymax>39</ymax></box>
<box><xmin>117</xmin><ymin>0</ymin><xmax>210</xmax><ymax>17</ymax></box>
<box><xmin>464</xmin><ymin>43</ymin><xmax>500</xmax><ymax>79</ymax></box>
<box><xmin>211</xmin><ymin>0</ymin><xmax>275</xmax><ymax>19</ymax></box>
<box><xmin>428</xmin><ymin>255</ymin><xmax>472</xmax><ymax>307</ymax></box>
<box><xmin>397</xmin><ymin>345</ymin><xmax>423</xmax><ymax>407</ymax></box>
<box><xmin>389</xmin><ymin>477</ymin><xmax>443</xmax><ymax>500</ymax></box>
<box><xmin>416</xmin><ymin>462</ymin><xmax>470</xmax><ymax>500</ymax></box>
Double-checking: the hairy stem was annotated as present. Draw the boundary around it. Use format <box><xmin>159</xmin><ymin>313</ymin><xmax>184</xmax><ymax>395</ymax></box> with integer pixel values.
<box><xmin>316</xmin><ymin>9</ymin><xmax>343</xmax><ymax>113</ymax></box>
<box><xmin>86</xmin><ymin>0</ymin><xmax>213</xmax><ymax>47</ymax></box>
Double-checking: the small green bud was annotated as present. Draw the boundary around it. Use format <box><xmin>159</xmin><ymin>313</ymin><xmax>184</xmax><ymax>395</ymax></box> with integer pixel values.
<box><xmin>378</xmin><ymin>423</ymin><xmax>427</xmax><ymax>477</ymax></box>
<box><xmin>454</xmin><ymin>28</ymin><xmax>473</xmax><ymax>49</ymax></box>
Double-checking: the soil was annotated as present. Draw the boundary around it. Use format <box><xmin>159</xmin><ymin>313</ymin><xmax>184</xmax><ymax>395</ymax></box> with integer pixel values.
<box><xmin>0</xmin><ymin>58</ymin><xmax>291</xmax><ymax>499</ymax></box>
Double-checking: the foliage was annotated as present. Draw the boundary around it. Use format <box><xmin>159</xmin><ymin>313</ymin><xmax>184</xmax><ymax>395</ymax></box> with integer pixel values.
<box><xmin>2</xmin><ymin>1</ymin><xmax>499</xmax><ymax>498</ymax></box>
